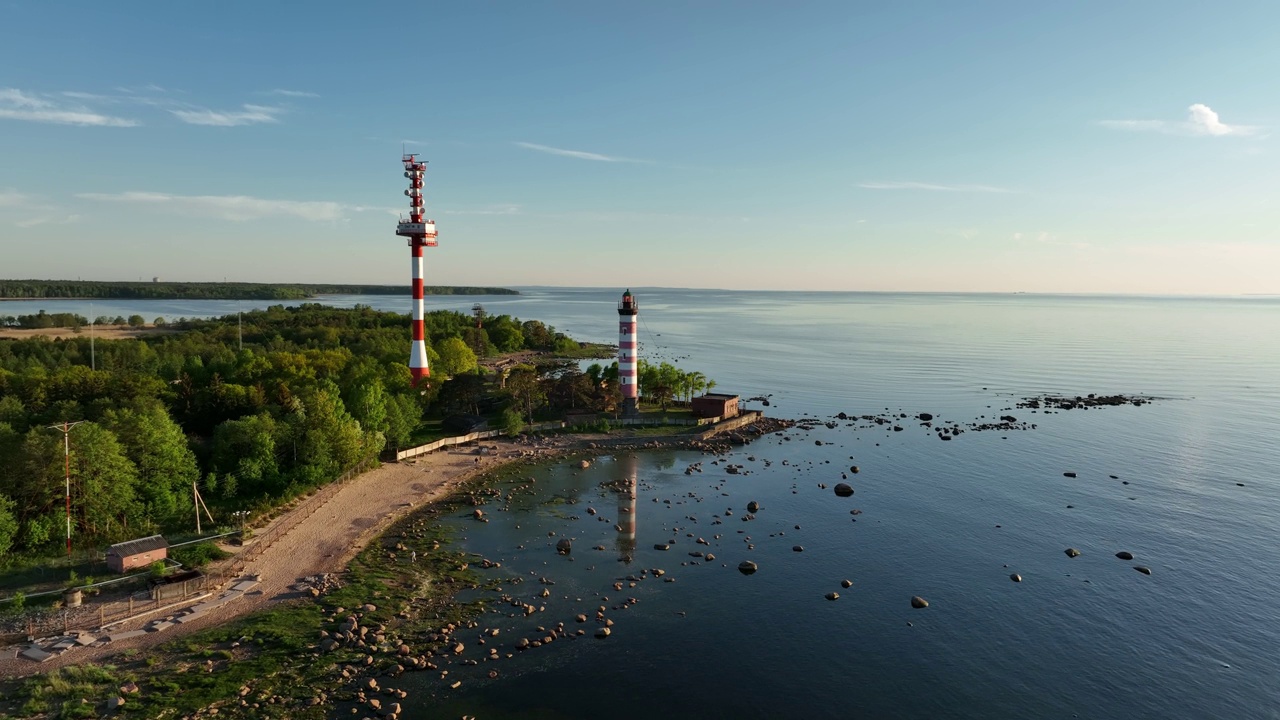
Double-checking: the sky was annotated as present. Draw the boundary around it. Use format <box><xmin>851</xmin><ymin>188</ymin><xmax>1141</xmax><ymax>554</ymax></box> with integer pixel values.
<box><xmin>1</xmin><ymin>2</ymin><xmax>1277</xmax><ymax>294</ymax></box>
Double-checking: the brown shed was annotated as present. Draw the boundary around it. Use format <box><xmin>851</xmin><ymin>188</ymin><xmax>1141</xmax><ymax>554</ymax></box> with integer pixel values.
<box><xmin>106</xmin><ymin>535</ymin><xmax>169</xmax><ymax>573</ymax></box>
<box><xmin>692</xmin><ymin>393</ymin><xmax>740</xmax><ymax>419</ymax></box>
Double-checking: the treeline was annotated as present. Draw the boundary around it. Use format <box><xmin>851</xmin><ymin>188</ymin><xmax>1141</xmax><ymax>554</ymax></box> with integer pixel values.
<box><xmin>0</xmin><ymin>280</ymin><xmax>518</xmax><ymax>300</ymax></box>
<box><xmin>0</xmin><ymin>304</ymin><xmax>584</xmax><ymax>560</ymax></box>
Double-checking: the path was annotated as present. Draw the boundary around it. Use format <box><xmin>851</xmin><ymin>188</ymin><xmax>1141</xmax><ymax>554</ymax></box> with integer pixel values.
<box><xmin>0</xmin><ymin>437</ymin><xmax>570</xmax><ymax>677</ymax></box>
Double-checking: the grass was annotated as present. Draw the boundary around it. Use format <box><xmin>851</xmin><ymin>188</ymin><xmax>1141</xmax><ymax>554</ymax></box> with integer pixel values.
<box><xmin>0</xmin><ymin>475</ymin><xmax>497</xmax><ymax>719</ymax></box>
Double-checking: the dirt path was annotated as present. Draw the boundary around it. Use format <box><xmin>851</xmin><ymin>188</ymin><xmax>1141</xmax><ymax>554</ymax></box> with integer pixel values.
<box><xmin>0</xmin><ymin>437</ymin><xmax>574</xmax><ymax>678</ymax></box>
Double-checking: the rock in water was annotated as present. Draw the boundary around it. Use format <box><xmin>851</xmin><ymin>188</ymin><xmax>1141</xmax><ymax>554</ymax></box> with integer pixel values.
<box><xmin>918</xmin><ymin>413</ymin><xmax>933</xmax><ymax>421</ymax></box>
<box><xmin>738</xmin><ymin>561</ymin><xmax>758</xmax><ymax>575</ymax></box>
<box><xmin>911</xmin><ymin>596</ymin><xmax>929</xmax><ymax>609</ymax></box>
<box><xmin>595</xmin><ymin>627</ymin><xmax>611</xmax><ymax>638</ymax></box>
<box><xmin>833</xmin><ymin>483</ymin><xmax>854</xmax><ymax>497</ymax></box>
<box><xmin>792</xmin><ymin>545</ymin><xmax>804</xmax><ymax>552</ymax></box>
<box><xmin>850</xmin><ymin>466</ymin><xmax>860</xmax><ymax>474</ymax></box>
<box><xmin>746</xmin><ymin>500</ymin><xmax>760</xmax><ymax>513</ymax></box>
<box><xmin>556</xmin><ymin>538</ymin><xmax>572</xmax><ymax>555</ymax></box>
<box><xmin>1134</xmin><ymin>566</ymin><xmax>1152</xmax><ymax>575</ymax></box>
<box><xmin>1064</xmin><ymin>548</ymin><xmax>1081</xmax><ymax>558</ymax></box>
<box><xmin>1063</xmin><ymin>472</ymin><xmax>1077</xmax><ymax>478</ymax></box>
<box><xmin>1115</xmin><ymin>551</ymin><xmax>1134</xmax><ymax>560</ymax></box>
<box><xmin>1010</xmin><ymin>573</ymin><xmax>1022</xmax><ymax>582</ymax></box>
<box><xmin>841</xmin><ymin>579</ymin><xmax>853</xmax><ymax>588</ymax></box>
<box><xmin>825</xmin><ymin>592</ymin><xmax>840</xmax><ymax>601</ymax></box>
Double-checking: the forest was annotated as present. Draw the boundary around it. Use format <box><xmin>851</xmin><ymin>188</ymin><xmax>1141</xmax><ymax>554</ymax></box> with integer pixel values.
<box><xmin>0</xmin><ymin>304</ymin><xmax>713</xmax><ymax>565</ymax></box>
<box><xmin>0</xmin><ymin>280</ymin><xmax>517</xmax><ymax>300</ymax></box>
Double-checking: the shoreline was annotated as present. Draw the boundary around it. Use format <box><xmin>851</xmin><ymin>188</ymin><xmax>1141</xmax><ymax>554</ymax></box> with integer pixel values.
<box><xmin>0</xmin><ymin>415</ymin><xmax>787</xmax><ymax>689</ymax></box>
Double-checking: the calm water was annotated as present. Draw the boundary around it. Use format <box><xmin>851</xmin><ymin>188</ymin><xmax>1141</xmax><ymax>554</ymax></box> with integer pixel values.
<box><xmin>9</xmin><ymin>290</ymin><xmax>1280</xmax><ymax>717</ymax></box>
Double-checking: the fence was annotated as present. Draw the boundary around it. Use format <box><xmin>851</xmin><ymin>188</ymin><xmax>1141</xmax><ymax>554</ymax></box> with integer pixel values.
<box><xmin>394</xmin><ymin>421</ymin><xmax>566</xmax><ymax>461</ymax></box>
<box><xmin>1</xmin><ymin>456</ymin><xmax>380</xmax><ymax>643</ymax></box>
<box><xmin>234</xmin><ymin>454</ymin><xmax>381</xmax><ymax>568</ymax></box>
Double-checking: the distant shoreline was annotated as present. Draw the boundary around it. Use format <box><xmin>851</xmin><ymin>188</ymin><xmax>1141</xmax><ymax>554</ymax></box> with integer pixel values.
<box><xmin>0</xmin><ymin>280</ymin><xmax>519</xmax><ymax>302</ymax></box>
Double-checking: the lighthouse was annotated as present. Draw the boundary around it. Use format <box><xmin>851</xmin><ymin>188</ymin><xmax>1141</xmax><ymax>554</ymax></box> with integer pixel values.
<box><xmin>617</xmin><ymin>290</ymin><xmax>639</xmax><ymax>415</ymax></box>
<box><xmin>395</xmin><ymin>154</ymin><xmax>438</xmax><ymax>385</ymax></box>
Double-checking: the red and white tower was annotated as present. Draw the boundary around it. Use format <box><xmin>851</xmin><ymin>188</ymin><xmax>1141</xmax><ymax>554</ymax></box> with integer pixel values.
<box><xmin>396</xmin><ymin>154</ymin><xmax>438</xmax><ymax>385</ymax></box>
<box><xmin>618</xmin><ymin>290</ymin><xmax>639</xmax><ymax>415</ymax></box>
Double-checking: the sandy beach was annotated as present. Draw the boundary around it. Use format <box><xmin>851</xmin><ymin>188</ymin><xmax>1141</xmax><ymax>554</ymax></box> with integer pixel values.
<box><xmin>0</xmin><ymin>436</ymin><xmax>576</xmax><ymax>678</ymax></box>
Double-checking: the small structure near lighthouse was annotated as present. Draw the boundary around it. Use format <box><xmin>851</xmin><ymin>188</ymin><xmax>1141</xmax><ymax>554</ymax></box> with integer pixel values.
<box><xmin>396</xmin><ymin>154</ymin><xmax>439</xmax><ymax>385</ymax></box>
<box><xmin>693</xmin><ymin>393</ymin><xmax>740</xmax><ymax>419</ymax></box>
<box><xmin>617</xmin><ymin>290</ymin><xmax>639</xmax><ymax>415</ymax></box>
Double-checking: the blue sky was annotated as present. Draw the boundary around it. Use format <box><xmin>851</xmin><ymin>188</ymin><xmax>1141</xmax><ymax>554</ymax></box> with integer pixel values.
<box><xmin>1</xmin><ymin>2</ymin><xmax>1276</xmax><ymax>294</ymax></box>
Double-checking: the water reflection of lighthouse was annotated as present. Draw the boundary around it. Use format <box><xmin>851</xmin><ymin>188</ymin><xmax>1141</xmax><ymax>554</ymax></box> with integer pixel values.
<box><xmin>614</xmin><ymin>454</ymin><xmax>638</xmax><ymax>563</ymax></box>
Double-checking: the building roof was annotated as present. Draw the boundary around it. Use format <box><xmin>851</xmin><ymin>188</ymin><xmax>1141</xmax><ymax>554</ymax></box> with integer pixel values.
<box><xmin>697</xmin><ymin>393</ymin><xmax>739</xmax><ymax>401</ymax></box>
<box><xmin>107</xmin><ymin>535</ymin><xmax>168</xmax><ymax>557</ymax></box>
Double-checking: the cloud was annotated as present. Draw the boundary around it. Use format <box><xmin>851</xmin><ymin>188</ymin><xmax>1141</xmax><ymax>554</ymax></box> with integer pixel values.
<box><xmin>0</xmin><ymin>190</ymin><xmax>34</xmax><ymax>208</ymax></box>
<box><xmin>1012</xmin><ymin>230</ymin><xmax>1090</xmax><ymax>249</ymax></box>
<box><xmin>1100</xmin><ymin>103</ymin><xmax>1260</xmax><ymax>137</ymax></box>
<box><xmin>0</xmin><ymin>88</ymin><xmax>138</xmax><ymax>127</ymax></box>
<box><xmin>170</xmin><ymin>104</ymin><xmax>285</xmax><ymax>126</ymax></box>
<box><xmin>263</xmin><ymin>89</ymin><xmax>319</xmax><ymax>98</ymax></box>
<box><xmin>858</xmin><ymin>181</ymin><xmax>1015</xmax><ymax>193</ymax></box>
<box><xmin>441</xmin><ymin>205</ymin><xmax>521</xmax><ymax>216</ymax></box>
<box><xmin>515</xmin><ymin>141</ymin><xmax>647</xmax><ymax>163</ymax></box>
<box><xmin>77</xmin><ymin>191</ymin><xmax>347</xmax><ymax>221</ymax></box>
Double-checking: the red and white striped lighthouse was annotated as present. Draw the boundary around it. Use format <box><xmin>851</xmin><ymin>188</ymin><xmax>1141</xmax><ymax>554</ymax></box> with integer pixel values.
<box><xmin>395</xmin><ymin>154</ymin><xmax>438</xmax><ymax>385</ymax></box>
<box><xmin>618</xmin><ymin>289</ymin><xmax>639</xmax><ymax>415</ymax></box>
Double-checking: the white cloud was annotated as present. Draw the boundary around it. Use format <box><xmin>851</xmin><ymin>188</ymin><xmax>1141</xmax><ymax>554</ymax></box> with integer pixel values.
<box><xmin>858</xmin><ymin>181</ymin><xmax>1015</xmax><ymax>193</ymax></box>
<box><xmin>1011</xmin><ymin>230</ymin><xmax>1090</xmax><ymax>249</ymax></box>
<box><xmin>0</xmin><ymin>190</ymin><xmax>34</xmax><ymax>207</ymax></box>
<box><xmin>77</xmin><ymin>191</ymin><xmax>347</xmax><ymax>221</ymax></box>
<box><xmin>441</xmin><ymin>205</ymin><xmax>521</xmax><ymax>216</ymax></box>
<box><xmin>1100</xmin><ymin>103</ymin><xmax>1259</xmax><ymax>137</ymax></box>
<box><xmin>0</xmin><ymin>88</ymin><xmax>138</xmax><ymax>127</ymax></box>
<box><xmin>170</xmin><ymin>104</ymin><xmax>284</xmax><ymax>126</ymax></box>
<box><xmin>515</xmin><ymin>141</ymin><xmax>647</xmax><ymax>163</ymax></box>
<box><xmin>264</xmin><ymin>89</ymin><xmax>319</xmax><ymax>98</ymax></box>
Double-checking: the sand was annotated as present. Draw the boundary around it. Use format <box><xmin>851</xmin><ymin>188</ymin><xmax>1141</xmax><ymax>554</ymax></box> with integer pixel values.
<box><xmin>0</xmin><ymin>437</ymin><xmax>573</xmax><ymax>677</ymax></box>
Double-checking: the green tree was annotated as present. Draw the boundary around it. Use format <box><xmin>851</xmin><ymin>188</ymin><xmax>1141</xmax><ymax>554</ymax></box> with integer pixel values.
<box><xmin>434</xmin><ymin>337</ymin><xmax>478</xmax><ymax>377</ymax></box>
<box><xmin>501</xmin><ymin>407</ymin><xmax>525</xmax><ymax>435</ymax></box>
<box><xmin>127</xmin><ymin>315</ymin><xmax>145</xmax><ymax>327</ymax></box>
<box><xmin>505</xmin><ymin>365</ymin><xmax>546</xmax><ymax>423</ymax></box>
<box><xmin>212</xmin><ymin>414</ymin><xmax>282</xmax><ymax>497</ymax></box>
<box><xmin>101</xmin><ymin>403</ymin><xmax>198</xmax><ymax>524</ymax></box>
<box><xmin>0</xmin><ymin>493</ymin><xmax>18</xmax><ymax>557</ymax></box>
<box><xmin>485</xmin><ymin>315</ymin><xmax>524</xmax><ymax>353</ymax></box>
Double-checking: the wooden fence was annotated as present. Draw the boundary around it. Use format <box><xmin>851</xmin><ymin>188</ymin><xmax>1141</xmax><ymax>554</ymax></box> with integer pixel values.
<box><xmin>394</xmin><ymin>421</ymin><xmax>566</xmax><ymax>461</ymax></box>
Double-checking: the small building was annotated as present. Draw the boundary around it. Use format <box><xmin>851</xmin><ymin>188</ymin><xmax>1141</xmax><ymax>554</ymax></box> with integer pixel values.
<box><xmin>106</xmin><ymin>535</ymin><xmax>168</xmax><ymax>573</ymax></box>
<box><xmin>692</xmin><ymin>393</ymin><xmax>740</xmax><ymax>419</ymax></box>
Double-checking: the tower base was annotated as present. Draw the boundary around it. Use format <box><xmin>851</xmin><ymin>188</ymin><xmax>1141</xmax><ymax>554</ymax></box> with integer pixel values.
<box><xmin>622</xmin><ymin>397</ymin><xmax>639</xmax><ymax>416</ymax></box>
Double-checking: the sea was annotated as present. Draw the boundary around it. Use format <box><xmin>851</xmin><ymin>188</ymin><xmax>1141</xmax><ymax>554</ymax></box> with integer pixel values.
<box><xmin>6</xmin><ymin>289</ymin><xmax>1279</xmax><ymax>719</ymax></box>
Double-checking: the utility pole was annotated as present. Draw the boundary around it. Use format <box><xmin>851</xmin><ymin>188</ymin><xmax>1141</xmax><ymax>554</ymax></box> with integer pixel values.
<box><xmin>47</xmin><ymin>421</ymin><xmax>84</xmax><ymax>557</ymax></box>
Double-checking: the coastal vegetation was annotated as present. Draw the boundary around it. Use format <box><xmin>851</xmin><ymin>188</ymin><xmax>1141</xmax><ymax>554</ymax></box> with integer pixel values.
<box><xmin>0</xmin><ymin>280</ymin><xmax>517</xmax><ymax>301</ymax></box>
<box><xmin>0</xmin><ymin>304</ymin><xmax>713</xmax><ymax>575</ymax></box>
<box><xmin>0</xmin><ymin>304</ymin><xmax>615</xmax><ymax>568</ymax></box>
